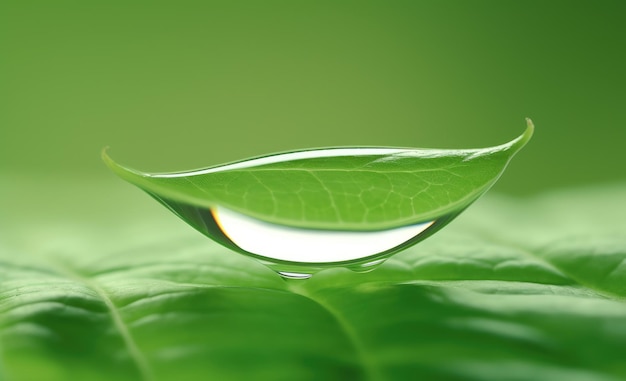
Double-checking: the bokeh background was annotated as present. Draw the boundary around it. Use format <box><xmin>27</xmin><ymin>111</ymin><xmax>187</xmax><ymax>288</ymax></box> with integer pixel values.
<box><xmin>1</xmin><ymin>1</ymin><xmax>625</xmax><ymax>194</ymax></box>
<box><xmin>1</xmin><ymin>3</ymin><xmax>625</xmax><ymax>380</ymax></box>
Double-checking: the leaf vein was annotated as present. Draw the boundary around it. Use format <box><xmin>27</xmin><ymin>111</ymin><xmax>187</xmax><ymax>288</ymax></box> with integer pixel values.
<box><xmin>44</xmin><ymin>262</ymin><xmax>155</xmax><ymax>381</ymax></box>
<box><xmin>287</xmin><ymin>284</ymin><xmax>383</xmax><ymax>381</ymax></box>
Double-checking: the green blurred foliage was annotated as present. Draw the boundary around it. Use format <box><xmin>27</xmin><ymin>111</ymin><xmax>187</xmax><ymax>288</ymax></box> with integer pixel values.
<box><xmin>1</xmin><ymin>1</ymin><xmax>624</xmax><ymax>194</ymax></box>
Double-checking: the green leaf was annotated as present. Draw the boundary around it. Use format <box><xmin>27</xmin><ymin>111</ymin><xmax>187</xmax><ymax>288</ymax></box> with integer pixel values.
<box><xmin>102</xmin><ymin>120</ymin><xmax>533</xmax><ymax>231</ymax></box>
<box><xmin>2</xmin><ymin>175</ymin><xmax>626</xmax><ymax>381</ymax></box>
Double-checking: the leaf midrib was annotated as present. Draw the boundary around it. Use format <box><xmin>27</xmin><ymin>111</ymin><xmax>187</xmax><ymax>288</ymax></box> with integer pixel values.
<box><xmin>42</xmin><ymin>261</ymin><xmax>155</xmax><ymax>381</ymax></box>
<box><xmin>287</xmin><ymin>283</ymin><xmax>382</xmax><ymax>381</ymax></box>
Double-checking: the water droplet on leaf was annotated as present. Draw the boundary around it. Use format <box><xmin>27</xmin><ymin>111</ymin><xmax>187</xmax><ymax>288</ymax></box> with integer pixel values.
<box><xmin>103</xmin><ymin>120</ymin><xmax>534</xmax><ymax>279</ymax></box>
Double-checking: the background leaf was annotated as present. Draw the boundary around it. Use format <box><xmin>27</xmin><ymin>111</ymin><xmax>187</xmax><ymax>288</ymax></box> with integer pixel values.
<box><xmin>1</xmin><ymin>177</ymin><xmax>625</xmax><ymax>381</ymax></box>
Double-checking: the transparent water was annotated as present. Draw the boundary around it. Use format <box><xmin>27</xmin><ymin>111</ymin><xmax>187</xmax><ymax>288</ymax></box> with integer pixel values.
<box><xmin>212</xmin><ymin>206</ymin><xmax>435</xmax><ymax>263</ymax></box>
<box><xmin>146</xmin><ymin>148</ymin><xmax>461</xmax><ymax>278</ymax></box>
<box><xmin>108</xmin><ymin>124</ymin><xmax>535</xmax><ymax>278</ymax></box>
<box><xmin>151</xmin><ymin>194</ymin><xmax>453</xmax><ymax>279</ymax></box>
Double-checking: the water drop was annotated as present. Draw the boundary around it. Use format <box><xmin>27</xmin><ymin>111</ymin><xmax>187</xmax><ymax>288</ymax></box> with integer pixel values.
<box><xmin>150</xmin><ymin>194</ymin><xmax>453</xmax><ymax>278</ymax></box>
<box><xmin>104</xmin><ymin>121</ymin><xmax>533</xmax><ymax>279</ymax></box>
<box><xmin>212</xmin><ymin>206</ymin><xmax>435</xmax><ymax>263</ymax></box>
<box><xmin>277</xmin><ymin>272</ymin><xmax>313</xmax><ymax>280</ymax></box>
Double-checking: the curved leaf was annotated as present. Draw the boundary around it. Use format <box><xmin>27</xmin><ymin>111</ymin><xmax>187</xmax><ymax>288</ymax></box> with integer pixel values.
<box><xmin>102</xmin><ymin>119</ymin><xmax>533</xmax><ymax>231</ymax></box>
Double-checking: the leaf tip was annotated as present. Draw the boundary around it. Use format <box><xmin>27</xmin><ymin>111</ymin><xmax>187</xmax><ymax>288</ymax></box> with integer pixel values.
<box><xmin>101</xmin><ymin>146</ymin><xmax>118</xmax><ymax>171</ymax></box>
<box><xmin>524</xmin><ymin>117</ymin><xmax>535</xmax><ymax>139</ymax></box>
<box><xmin>508</xmin><ymin>118</ymin><xmax>534</xmax><ymax>154</ymax></box>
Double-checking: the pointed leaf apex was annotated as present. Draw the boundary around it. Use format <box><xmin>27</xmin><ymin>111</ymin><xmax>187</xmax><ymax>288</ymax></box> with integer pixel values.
<box><xmin>507</xmin><ymin>118</ymin><xmax>534</xmax><ymax>154</ymax></box>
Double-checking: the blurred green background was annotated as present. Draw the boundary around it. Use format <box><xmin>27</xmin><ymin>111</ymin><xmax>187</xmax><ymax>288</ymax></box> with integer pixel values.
<box><xmin>1</xmin><ymin>1</ymin><xmax>624</xmax><ymax>195</ymax></box>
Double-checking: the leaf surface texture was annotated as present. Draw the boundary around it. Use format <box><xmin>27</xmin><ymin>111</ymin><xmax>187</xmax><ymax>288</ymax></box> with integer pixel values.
<box><xmin>1</xmin><ymin>177</ymin><xmax>625</xmax><ymax>381</ymax></box>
